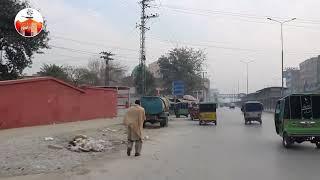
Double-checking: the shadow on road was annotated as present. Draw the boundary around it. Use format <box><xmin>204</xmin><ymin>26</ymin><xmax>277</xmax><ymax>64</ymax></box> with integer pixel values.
<box><xmin>143</xmin><ymin>124</ymin><xmax>161</xmax><ymax>129</ymax></box>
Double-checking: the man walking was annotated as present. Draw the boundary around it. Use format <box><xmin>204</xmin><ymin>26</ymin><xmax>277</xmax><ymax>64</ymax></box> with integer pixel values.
<box><xmin>123</xmin><ymin>100</ymin><xmax>146</xmax><ymax>156</ymax></box>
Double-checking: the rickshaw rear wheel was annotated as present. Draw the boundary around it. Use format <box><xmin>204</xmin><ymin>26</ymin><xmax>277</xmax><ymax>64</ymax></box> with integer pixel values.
<box><xmin>282</xmin><ymin>133</ymin><xmax>293</xmax><ymax>148</ymax></box>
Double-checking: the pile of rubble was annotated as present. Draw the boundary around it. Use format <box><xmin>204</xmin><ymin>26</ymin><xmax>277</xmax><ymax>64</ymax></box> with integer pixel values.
<box><xmin>67</xmin><ymin>135</ymin><xmax>112</xmax><ymax>152</ymax></box>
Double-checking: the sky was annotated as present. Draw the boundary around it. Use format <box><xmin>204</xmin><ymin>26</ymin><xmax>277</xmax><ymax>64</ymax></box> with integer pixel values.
<box><xmin>24</xmin><ymin>0</ymin><xmax>320</xmax><ymax>94</ymax></box>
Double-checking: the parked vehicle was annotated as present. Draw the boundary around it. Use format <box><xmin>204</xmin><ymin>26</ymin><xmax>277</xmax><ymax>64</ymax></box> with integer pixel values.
<box><xmin>274</xmin><ymin>94</ymin><xmax>320</xmax><ymax>148</ymax></box>
<box><xmin>189</xmin><ymin>103</ymin><xmax>200</xmax><ymax>121</ymax></box>
<box><xmin>169</xmin><ymin>102</ymin><xmax>176</xmax><ymax>115</ymax></box>
<box><xmin>241</xmin><ymin>101</ymin><xmax>263</xmax><ymax>125</ymax></box>
<box><xmin>141</xmin><ymin>96</ymin><xmax>170</xmax><ymax>128</ymax></box>
<box><xmin>174</xmin><ymin>102</ymin><xmax>189</xmax><ymax>118</ymax></box>
<box><xmin>199</xmin><ymin>103</ymin><xmax>217</xmax><ymax>126</ymax></box>
<box><xmin>229</xmin><ymin>103</ymin><xmax>236</xmax><ymax>109</ymax></box>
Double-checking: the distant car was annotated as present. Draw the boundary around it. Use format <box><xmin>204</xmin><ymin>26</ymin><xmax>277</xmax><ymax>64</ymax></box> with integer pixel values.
<box><xmin>229</xmin><ymin>103</ymin><xmax>236</xmax><ymax>109</ymax></box>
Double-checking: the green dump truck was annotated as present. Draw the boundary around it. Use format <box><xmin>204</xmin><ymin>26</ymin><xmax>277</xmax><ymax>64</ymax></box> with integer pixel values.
<box><xmin>141</xmin><ymin>96</ymin><xmax>170</xmax><ymax>128</ymax></box>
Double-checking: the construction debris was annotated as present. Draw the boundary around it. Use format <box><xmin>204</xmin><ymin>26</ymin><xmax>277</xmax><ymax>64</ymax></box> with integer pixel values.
<box><xmin>68</xmin><ymin>135</ymin><xmax>112</xmax><ymax>152</ymax></box>
<box><xmin>102</xmin><ymin>128</ymin><xmax>118</xmax><ymax>133</ymax></box>
<box><xmin>48</xmin><ymin>144</ymin><xmax>64</xmax><ymax>150</ymax></box>
<box><xmin>44</xmin><ymin>137</ymin><xmax>54</xmax><ymax>141</ymax></box>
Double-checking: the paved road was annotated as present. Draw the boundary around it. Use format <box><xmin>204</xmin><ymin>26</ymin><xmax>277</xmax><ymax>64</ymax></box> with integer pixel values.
<box><xmin>5</xmin><ymin>108</ymin><xmax>320</xmax><ymax>180</ymax></box>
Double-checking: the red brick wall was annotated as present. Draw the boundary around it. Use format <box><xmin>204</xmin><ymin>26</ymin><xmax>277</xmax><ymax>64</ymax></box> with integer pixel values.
<box><xmin>0</xmin><ymin>77</ymin><xmax>117</xmax><ymax>129</ymax></box>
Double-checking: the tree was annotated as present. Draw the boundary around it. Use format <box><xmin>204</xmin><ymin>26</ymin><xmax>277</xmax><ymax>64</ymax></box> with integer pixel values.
<box><xmin>65</xmin><ymin>66</ymin><xmax>99</xmax><ymax>86</ymax></box>
<box><xmin>0</xmin><ymin>0</ymin><xmax>49</xmax><ymax>80</ymax></box>
<box><xmin>132</xmin><ymin>65</ymin><xmax>156</xmax><ymax>95</ymax></box>
<box><xmin>87</xmin><ymin>59</ymin><xmax>126</xmax><ymax>86</ymax></box>
<box><xmin>158</xmin><ymin>47</ymin><xmax>206</xmax><ymax>94</ymax></box>
<box><xmin>37</xmin><ymin>64</ymin><xmax>69</xmax><ymax>82</ymax></box>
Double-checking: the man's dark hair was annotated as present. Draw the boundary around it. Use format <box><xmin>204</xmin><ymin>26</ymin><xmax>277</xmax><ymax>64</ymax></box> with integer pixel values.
<box><xmin>135</xmin><ymin>100</ymin><xmax>141</xmax><ymax>105</ymax></box>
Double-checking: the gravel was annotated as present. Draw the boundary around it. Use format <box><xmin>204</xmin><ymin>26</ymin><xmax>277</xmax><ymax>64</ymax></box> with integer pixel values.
<box><xmin>0</xmin><ymin>123</ymin><xmax>127</xmax><ymax>178</ymax></box>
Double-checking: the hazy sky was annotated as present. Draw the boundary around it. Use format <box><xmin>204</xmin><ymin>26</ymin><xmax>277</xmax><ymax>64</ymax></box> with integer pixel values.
<box><xmin>25</xmin><ymin>0</ymin><xmax>320</xmax><ymax>94</ymax></box>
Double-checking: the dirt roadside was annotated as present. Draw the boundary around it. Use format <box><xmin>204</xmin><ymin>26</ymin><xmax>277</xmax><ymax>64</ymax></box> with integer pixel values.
<box><xmin>0</xmin><ymin>116</ymin><xmax>163</xmax><ymax>178</ymax></box>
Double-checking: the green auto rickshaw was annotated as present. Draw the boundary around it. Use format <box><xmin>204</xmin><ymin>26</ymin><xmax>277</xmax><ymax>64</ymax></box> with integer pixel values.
<box><xmin>275</xmin><ymin>94</ymin><xmax>320</xmax><ymax>148</ymax></box>
<box><xmin>174</xmin><ymin>102</ymin><xmax>189</xmax><ymax>118</ymax></box>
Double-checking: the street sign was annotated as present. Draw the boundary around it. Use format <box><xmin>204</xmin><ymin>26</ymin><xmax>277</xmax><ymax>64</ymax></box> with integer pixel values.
<box><xmin>172</xmin><ymin>80</ymin><xmax>185</xmax><ymax>96</ymax></box>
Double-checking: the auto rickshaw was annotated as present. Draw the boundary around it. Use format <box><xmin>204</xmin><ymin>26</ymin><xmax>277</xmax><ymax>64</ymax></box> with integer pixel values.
<box><xmin>275</xmin><ymin>94</ymin><xmax>320</xmax><ymax>148</ymax></box>
<box><xmin>199</xmin><ymin>102</ymin><xmax>217</xmax><ymax>125</ymax></box>
<box><xmin>169</xmin><ymin>102</ymin><xmax>176</xmax><ymax>115</ymax></box>
<box><xmin>241</xmin><ymin>101</ymin><xmax>263</xmax><ymax>125</ymax></box>
<box><xmin>174</xmin><ymin>102</ymin><xmax>189</xmax><ymax>118</ymax></box>
<box><xmin>189</xmin><ymin>103</ymin><xmax>199</xmax><ymax>121</ymax></box>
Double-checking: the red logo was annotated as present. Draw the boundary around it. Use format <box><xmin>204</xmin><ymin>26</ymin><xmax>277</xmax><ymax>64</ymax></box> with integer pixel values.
<box><xmin>14</xmin><ymin>8</ymin><xmax>43</xmax><ymax>37</ymax></box>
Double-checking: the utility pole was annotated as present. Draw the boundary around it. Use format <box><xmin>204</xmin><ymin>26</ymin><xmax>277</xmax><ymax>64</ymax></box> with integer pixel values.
<box><xmin>100</xmin><ymin>51</ymin><xmax>114</xmax><ymax>86</ymax></box>
<box><xmin>267</xmin><ymin>17</ymin><xmax>296</xmax><ymax>96</ymax></box>
<box><xmin>137</xmin><ymin>0</ymin><xmax>158</xmax><ymax>95</ymax></box>
<box><xmin>240</xmin><ymin>60</ymin><xmax>254</xmax><ymax>95</ymax></box>
<box><xmin>0</xmin><ymin>49</ymin><xmax>2</xmax><ymax>63</ymax></box>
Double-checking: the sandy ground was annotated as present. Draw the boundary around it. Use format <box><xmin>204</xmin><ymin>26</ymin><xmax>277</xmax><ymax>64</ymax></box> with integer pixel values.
<box><xmin>0</xmin><ymin>107</ymin><xmax>166</xmax><ymax>179</ymax></box>
<box><xmin>0</xmin><ymin>117</ymin><xmax>126</xmax><ymax>178</ymax></box>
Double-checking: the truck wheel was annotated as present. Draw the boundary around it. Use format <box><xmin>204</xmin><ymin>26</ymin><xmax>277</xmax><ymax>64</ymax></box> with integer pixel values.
<box><xmin>282</xmin><ymin>133</ymin><xmax>293</xmax><ymax>148</ymax></box>
<box><xmin>160</xmin><ymin>121</ymin><xmax>165</xmax><ymax>127</ymax></box>
<box><xmin>165</xmin><ymin>118</ymin><xmax>169</xmax><ymax>127</ymax></box>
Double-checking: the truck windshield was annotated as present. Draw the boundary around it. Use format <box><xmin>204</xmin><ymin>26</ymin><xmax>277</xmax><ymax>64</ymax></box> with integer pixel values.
<box><xmin>245</xmin><ymin>103</ymin><xmax>263</xmax><ymax>112</ymax></box>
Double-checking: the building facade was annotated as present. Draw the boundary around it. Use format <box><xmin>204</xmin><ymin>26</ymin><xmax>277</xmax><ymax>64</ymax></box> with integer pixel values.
<box><xmin>284</xmin><ymin>68</ymin><xmax>300</xmax><ymax>93</ymax></box>
<box><xmin>299</xmin><ymin>56</ymin><xmax>320</xmax><ymax>92</ymax></box>
<box><xmin>240</xmin><ymin>87</ymin><xmax>285</xmax><ymax>110</ymax></box>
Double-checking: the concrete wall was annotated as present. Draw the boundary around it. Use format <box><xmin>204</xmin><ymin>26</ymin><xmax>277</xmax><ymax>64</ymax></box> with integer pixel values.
<box><xmin>0</xmin><ymin>77</ymin><xmax>117</xmax><ymax>129</ymax></box>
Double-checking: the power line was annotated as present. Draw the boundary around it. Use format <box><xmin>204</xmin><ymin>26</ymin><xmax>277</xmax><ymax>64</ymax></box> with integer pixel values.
<box><xmin>148</xmin><ymin>35</ymin><xmax>320</xmax><ymax>56</ymax></box>
<box><xmin>50</xmin><ymin>44</ymin><xmax>139</xmax><ymax>57</ymax></box>
<box><xmin>156</xmin><ymin>4</ymin><xmax>320</xmax><ymax>25</ymax></box>
<box><xmin>155</xmin><ymin>4</ymin><xmax>320</xmax><ymax>30</ymax></box>
<box><xmin>50</xmin><ymin>45</ymin><xmax>100</xmax><ymax>55</ymax></box>
<box><xmin>51</xmin><ymin>35</ymin><xmax>138</xmax><ymax>52</ymax></box>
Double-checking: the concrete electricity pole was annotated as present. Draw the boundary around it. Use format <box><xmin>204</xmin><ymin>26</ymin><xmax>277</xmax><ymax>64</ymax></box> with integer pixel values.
<box><xmin>137</xmin><ymin>0</ymin><xmax>158</xmax><ymax>95</ymax></box>
<box><xmin>100</xmin><ymin>51</ymin><xmax>114</xmax><ymax>86</ymax></box>
<box><xmin>267</xmin><ymin>17</ymin><xmax>296</xmax><ymax>96</ymax></box>
<box><xmin>240</xmin><ymin>60</ymin><xmax>254</xmax><ymax>95</ymax></box>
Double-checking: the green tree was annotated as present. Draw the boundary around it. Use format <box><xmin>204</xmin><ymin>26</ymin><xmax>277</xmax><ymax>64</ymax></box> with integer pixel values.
<box><xmin>37</xmin><ymin>64</ymin><xmax>69</xmax><ymax>82</ymax></box>
<box><xmin>87</xmin><ymin>59</ymin><xmax>127</xmax><ymax>86</ymax></box>
<box><xmin>132</xmin><ymin>65</ymin><xmax>156</xmax><ymax>95</ymax></box>
<box><xmin>65</xmin><ymin>66</ymin><xmax>99</xmax><ymax>86</ymax></box>
<box><xmin>0</xmin><ymin>0</ymin><xmax>49</xmax><ymax>80</ymax></box>
<box><xmin>158</xmin><ymin>47</ymin><xmax>206</xmax><ymax>94</ymax></box>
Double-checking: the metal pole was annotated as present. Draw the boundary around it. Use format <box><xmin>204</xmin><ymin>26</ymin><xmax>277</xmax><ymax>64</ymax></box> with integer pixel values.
<box><xmin>281</xmin><ymin>23</ymin><xmax>284</xmax><ymax>96</ymax></box>
<box><xmin>246</xmin><ymin>63</ymin><xmax>249</xmax><ymax>95</ymax></box>
<box><xmin>267</xmin><ymin>17</ymin><xmax>296</xmax><ymax>96</ymax></box>
<box><xmin>0</xmin><ymin>49</ymin><xmax>2</xmax><ymax>63</ymax></box>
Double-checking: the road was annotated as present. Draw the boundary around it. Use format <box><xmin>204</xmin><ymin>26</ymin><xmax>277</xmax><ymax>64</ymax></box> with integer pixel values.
<box><xmin>4</xmin><ymin>107</ymin><xmax>320</xmax><ymax>180</ymax></box>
